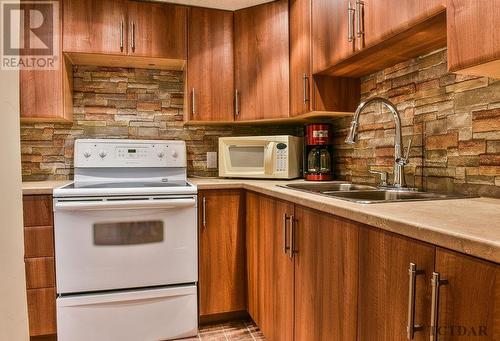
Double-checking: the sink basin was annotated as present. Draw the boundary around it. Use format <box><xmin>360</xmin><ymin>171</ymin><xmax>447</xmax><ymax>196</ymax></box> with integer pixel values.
<box><xmin>282</xmin><ymin>183</ymin><xmax>472</xmax><ymax>203</ymax></box>
<box><xmin>284</xmin><ymin>182</ymin><xmax>377</xmax><ymax>193</ymax></box>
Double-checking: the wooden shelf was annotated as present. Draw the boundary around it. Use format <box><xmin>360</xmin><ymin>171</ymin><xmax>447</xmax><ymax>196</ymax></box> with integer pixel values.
<box><xmin>65</xmin><ymin>52</ymin><xmax>186</xmax><ymax>71</ymax></box>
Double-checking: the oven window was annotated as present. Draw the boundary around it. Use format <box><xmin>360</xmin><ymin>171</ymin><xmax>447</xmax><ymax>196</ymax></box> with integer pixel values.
<box><xmin>229</xmin><ymin>146</ymin><xmax>265</xmax><ymax>168</ymax></box>
<box><xmin>93</xmin><ymin>221</ymin><xmax>164</xmax><ymax>245</ymax></box>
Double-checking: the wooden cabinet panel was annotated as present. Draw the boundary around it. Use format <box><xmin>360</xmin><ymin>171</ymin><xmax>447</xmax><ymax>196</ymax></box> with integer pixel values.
<box><xmin>128</xmin><ymin>2</ymin><xmax>187</xmax><ymax>59</ymax></box>
<box><xmin>435</xmin><ymin>248</ymin><xmax>500</xmax><ymax>341</ymax></box>
<box><xmin>294</xmin><ymin>206</ymin><xmax>358</xmax><ymax>341</ymax></box>
<box><xmin>63</xmin><ymin>0</ymin><xmax>126</xmax><ymax>55</ymax></box>
<box><xmin>27</xmin><ymin>288</ymin><xmax>57</xmax><ymax>336</ymax></box>
<box><xmin>198</xmin><ymin>190</ymin><xmax>246</xmax><ymax>316</ymax></box>
<box><xmin>24</xmin><ymin>226</ymin><xmax>54</xmax><ymax>258</ymax></box>
<box><xmin>363</xmin><ymin>0</ymin><xmax>446</xmax><ymax>48</ymax></box>
<box><xmin>187</xmin><ymin>8</ymin><xmax>234</xmax><ymax>122</ymax></box>
<box><xmin>358</xmin><ymin>226</ymin><xmax>435</xmax><ymax>341</ymax></box>
<box><xmin>447</xmin><ymin>0</ymin><xmax>500</xmax><ymax>78</ymax></box>
<box><xmin>25</xmin><ymin>258</ymin><xmax>56</xmax><ymax>289</ymax></box>
<box><xmin>246</xmin><ymin>192</ymin><xmax>294</xmax><ymax>341</ymax></box>
<box><xmin>234</xmin><ymin>0</ymin><xmax>289</xmax><ymax>121</ymax></box>
<box><xmin>23</xmin><ymin>195</ymin><xmax>53</xmax><ymax>227</ymax></box>
<box><xmin>289</xmin><ymin>0</ymin><xmax>311</xmax><ymax>116</ymax></box>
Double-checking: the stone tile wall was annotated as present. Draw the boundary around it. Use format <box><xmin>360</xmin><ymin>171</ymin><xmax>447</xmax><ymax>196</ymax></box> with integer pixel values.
<box><xmin>20</xmin><ymin>65</ymin><xmax>301</xmax><ymax>181</ymax></box>
<box><xmin>332</xmin><ymin>48</ymin><xmax>500</xmax><ymax>197</ymax></box>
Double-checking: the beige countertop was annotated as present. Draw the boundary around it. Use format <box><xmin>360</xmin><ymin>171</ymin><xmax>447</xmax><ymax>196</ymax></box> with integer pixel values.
<box><xmin>22</xmin><ymin>178</ymin><xmax>500</xmax><ymax>263</ymax></box>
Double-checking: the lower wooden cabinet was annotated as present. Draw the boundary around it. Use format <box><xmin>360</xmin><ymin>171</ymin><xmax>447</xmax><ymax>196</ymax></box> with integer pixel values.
<box><xmin>358</xmin><ymin>226</ymin><xmax>435</xmax><ymax>341</ymax></box>
<box><xmin>246</xmin><ymin>192</ymin><xmax>294</xmax><ymax>341</ymax></box>
<box><xmin>198</xmin><ymin>189</ymin><xmax>247</xmax><ymax>317</ymax></box>
<box><xmin>22</xmin><ymin>195</ymin><xmax>57</xmax><ymax>337</ymax></box>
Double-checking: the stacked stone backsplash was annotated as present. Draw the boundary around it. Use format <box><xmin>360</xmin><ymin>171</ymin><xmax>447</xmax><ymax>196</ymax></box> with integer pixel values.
<box><xmin>332</xmin><ymin>48</ymin><xmax>500</xmax><ymax>197</ymax></box>
<box><xmin>20</xmin><ymin>65</ymin><xmax>301</xmax><ymax>181</ymax></box>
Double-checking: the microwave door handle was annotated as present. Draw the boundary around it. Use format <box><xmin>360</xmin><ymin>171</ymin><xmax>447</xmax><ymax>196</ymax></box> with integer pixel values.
<box><xmin>54</xmin><ymin>198</ymin><xmax>196</xmax><ymax>211</ymax></box>
<box><xmin>264</xmin><ymin>143</ymin><xmax>275</xmax><ymax>175</ymax></box>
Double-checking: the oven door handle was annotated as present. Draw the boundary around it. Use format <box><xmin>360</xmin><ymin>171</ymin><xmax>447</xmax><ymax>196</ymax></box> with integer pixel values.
<box><xmin>54</xmin><ymin>198</ymin><xmax>196</xmax><ymax>211</ymax></box>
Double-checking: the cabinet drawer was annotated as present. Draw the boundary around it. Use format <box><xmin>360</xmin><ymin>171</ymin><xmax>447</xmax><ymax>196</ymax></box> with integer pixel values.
<box><xmin>25</xmin><ymin>257</ymin><xmax>56</xmax><ymax>289</ymax></box>
<box><xmin>27</xmin><ymin>287</ymin><xmax>57</xmax><ymax>336</ymax></box>
<box><xmin>24</xmin><ymin>226</ymin><xmax>54</xmax><ymax>258</ymax></box>
<box><xmin>23</xmin><ymin>195</ymin><xmax>53</xmax><ymax>227</ymax></box>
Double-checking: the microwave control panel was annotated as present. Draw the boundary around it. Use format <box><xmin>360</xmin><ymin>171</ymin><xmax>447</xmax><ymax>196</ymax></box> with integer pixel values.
<box><xmin>275</xmin><ymin>143</ymin><xmax>288</xmax><ymax>172</ymax></box>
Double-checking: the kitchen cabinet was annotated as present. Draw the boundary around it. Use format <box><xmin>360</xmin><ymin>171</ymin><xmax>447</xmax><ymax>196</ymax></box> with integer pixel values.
<box><xmin>63</xmin><ymin>0</ymin><xmax>187</xmax><ymax>68</ymax></box>
<box><xmin>127</xmin><ymin>1</ymin><xmax>187</xmax><ymax>59</ymax></box>
<box><xmin>20</xmin><ymin>0</ymin><xmax>72</xmax><ymax>122</ymax></box>
<box><xmin>246</xmin><ymin>192</ymin><xmax>294</xmax><ymax>341</ymax></box>
<box><xmin>234</xmin><ymin>0</ymin><xmax>289</xmax><ymax>121</ymax></box>
<box><xmin>22</xmin><ymin>195</ymin><xmax>56</xmax><ymax>337</ymax></box>
<box><xmin>294</xmin><ymin>206</ymin><xmax>358</xmax><ymax>341</ymax></box>
<box><xmin>63</xmin><ymin>0</ymin><xmax>127</xmax><ymax>55</ymax></box>
<box><xmin>433</xmin><ymin>248</ymin><xmax>500</xmax><ymax>341</ymax></box>
<box><xmin>358</xmin><ymin>226</ymin><xmax>435</xmax><ymax>341</ymax></box>
<box><xmin>198</xmin><ymin>190</ymin><xmax>246</xmax><ymax>318</ymax></box>
<box><xmin>187</xmin><ymin>8</ymin><xmax>234</xmax><ymax>122</ymax></box>
<box><xmin>447</xmin><ymin>0</ymin><xmax>500</xmax><ymax>78</ymax></box>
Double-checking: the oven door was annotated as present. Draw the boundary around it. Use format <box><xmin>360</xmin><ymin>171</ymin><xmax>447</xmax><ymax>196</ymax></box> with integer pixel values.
<box><xmin>54</xmin><ymin>195</ymin><xmax>197</xmax><ymax>294</ymax></box>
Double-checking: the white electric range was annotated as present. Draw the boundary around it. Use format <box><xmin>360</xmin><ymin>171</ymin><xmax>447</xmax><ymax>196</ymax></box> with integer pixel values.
<box><xmin>53</xmin><ymin>139</ymin><xmax>198</xmax><ymax>341</ymax></box>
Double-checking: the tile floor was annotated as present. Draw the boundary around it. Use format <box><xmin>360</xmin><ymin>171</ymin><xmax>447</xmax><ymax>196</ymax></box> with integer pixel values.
<box><xmin>177</xmin><ymin>319</ymin><xmax>265</xmax><ymax>340</ymax></box>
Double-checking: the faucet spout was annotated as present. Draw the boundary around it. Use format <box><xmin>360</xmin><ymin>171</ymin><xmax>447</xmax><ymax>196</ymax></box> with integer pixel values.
<box><xmin>345</xmin><ymin>97</ymin><xmax>409</xmax><ymax>188</ymax></box>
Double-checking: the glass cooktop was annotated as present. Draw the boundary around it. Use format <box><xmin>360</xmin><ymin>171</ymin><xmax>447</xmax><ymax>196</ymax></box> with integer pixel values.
<box><xmin>61</xmin><ymin>181</ymin><xmax>190</xmax><ymax>189</ymax></box>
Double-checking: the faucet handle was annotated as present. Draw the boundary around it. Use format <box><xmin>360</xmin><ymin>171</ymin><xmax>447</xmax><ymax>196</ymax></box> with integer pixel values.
<box><xmin>399</xmin><ymin>138</ymin><xmax>413</xmax><ymax>165</ymax></box>
<box><xmin>369</xmin><ymin>169</ymin><xmax>388</xmax><ymax>187</ymax></box>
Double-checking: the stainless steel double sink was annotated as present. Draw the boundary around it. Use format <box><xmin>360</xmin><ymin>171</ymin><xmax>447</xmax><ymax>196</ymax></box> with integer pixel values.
<box><xmin>282</xmin><ymin>182</ymin><xmax>471</xmax><ymax>204</ymax></box>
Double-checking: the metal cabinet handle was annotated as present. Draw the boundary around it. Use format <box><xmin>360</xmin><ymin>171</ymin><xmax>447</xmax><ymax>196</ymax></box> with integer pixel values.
<box><xmin>347</xmin><ymin>2</ymin><xmax>355</xmax><ymax>42</ymax></box>
<box><xmin>283</xmin><ymin>214</ymin><xmax>290</xmax><ymax>254</ymax></box>
<box><xmin>407</xmin><ymin>263</ymin><xmax>425</xmax><ymax>340</ymax></box>
<box><xmin>191</xmin><ymin>88</ymin><xmax>196</xmax><ymax>115</ymax></box>
<box><xmin>131</xmin><ymin>21</ymin><xmax>136</xmax><ymax>52</ymax></box>
<box><xmin>289</xmin><ymin>215</ymin><xmax>296</xmax><ymax>259</ymax></box>
<box><xmin>302</xmin><ymin>73</ymin><xmax>309</xmax><ymax>104</ymax></box>
<box><xmin>234</xmin><ymin>89</ymin><xmax>240</xmax><ymax>116</ymax></box>
<box><xmin>355</xmin><ymin>0</ymin><xmax>365</xmax><ymax>38</ymax></box>
<box><xmin>430</xmin><ymin>272</ymin><xmax>448</xmax><ymax>341</ymax></box>
<box><xmin>120</xmin><ymin>21</ymin><xmax>124</xmax><ymax>50</ymax></box>
<box><xmin>202</xmin><ymin>196</ymin><xmax>207</xmax><ymax>228</ymax></box>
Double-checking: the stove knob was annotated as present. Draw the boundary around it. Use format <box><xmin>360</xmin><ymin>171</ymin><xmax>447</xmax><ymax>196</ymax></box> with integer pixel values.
<box><xmin>171</xmin><ymin>150</ymin><xmax>178</xmax><ymax>158</ymax></box>
<box><xmin>83</xmin><ymin>152</ymin><xmax>91</xmax><ymax>159</ymax></box>
<box><xmin>158</xmin><ymin>152</ymin><xmax>165</xmax><ymax>158</ymax></box>
<box><xmin>99</xmin><ymin>151</ymin><xmax>107</xmax><ymax>159</ymax></box>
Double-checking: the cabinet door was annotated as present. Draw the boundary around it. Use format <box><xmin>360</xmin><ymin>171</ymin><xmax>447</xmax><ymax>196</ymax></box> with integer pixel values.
<box><xmin>294</xmin><ymin>207</ymin><xmax>358</xmax><ymax>341</ymax></box>
<box><xmin>358</xmin><ymin>226</ymin><xmax>435</xmax><ymax>341</ymax></box>
<box><xmin>311</xmin><ymin>0</ymin><xmax>355</xmax><ymax>73</ymax></box>
<box><xmin>198</xmin><ymin>190</ymin><xmax>246</xmax><ymax>317</ymax></box>
<box><xmin>63</xmin><ymin>0</ymin><xmax>126</xmax><ymax>54</ymax></box>
<box><xmin>234</xmin><ymin>0</ymin><xmax>289</xmax><ymax>121</ymax></box>
<box><xmin>187</xmin><ymin>8</ymin><xmax>234</xmax><ymax>122</ymax></box>
<box><xmin>127</xmin><ymin>2</ymin><xmax>187</xmax><ymax>59</ymax></box>
<box><xmin>289</xmin><ymin>0</ymin><xmax>311</xmax><ymax>116</ymax></box>
<box><xmin>434</xmin><ymin>248</ymin><xmax>500</xmax><ymax>341</ymax></box>
<box><xmin>246</xmin><ymin>192</ymin><xmax>294</xmax><ymax>341</ymax></box>
<box><xmin>447</xmin><ymin>0</ymin><xmax>500</xmax><ymax>78</ymax></box>
<box><xmin>27</xmin><ymin>288</ymin><xmax>57</xmax><ymax>336</ymax></box>
<box><xmin>363</xmin><ymin>0</ymin><xmax>445</xmax><ymax>47</ymax></box>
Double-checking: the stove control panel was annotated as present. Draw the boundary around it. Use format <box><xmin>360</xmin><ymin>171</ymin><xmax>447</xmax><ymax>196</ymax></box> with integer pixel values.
<box><xmin>75</xmin><ymin>139</ymin><xmax>187</xmax><ymax>168</ymax></box>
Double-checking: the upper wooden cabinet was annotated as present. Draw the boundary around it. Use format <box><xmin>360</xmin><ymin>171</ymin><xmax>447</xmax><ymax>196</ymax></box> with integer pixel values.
<box><xmin>127</xmin><ymin>1</ymin><xmax>187</xmax><ymax>59</ymax></box>
<box><xmin>358</xmin><ymin>226</ymin><xmax>435</xmax><ymax>341</ymax></box>
<box><xmin>447</xmin><ymin>0</ymin><xmax>500</xmax><ymax>78</ymax></box>
<box><xmin>198</xmin><ymin>190</ymin><xmax>246</xmax><ymax>318</ymax></box>
<box><xmin>246</xmin><ymin>192</ymin><xmax>294</xmax><ymax>341</ymax></box>
<box><xmin>63</xmin><ymin>0</ymin><xmax>127</xmax><ymax>55</ymax></box>
<box><xmin>434</xmin><ymin>248</ymin><xmax>500</xmax><ymax>341</ymax></box>
<box><xmin>63</xmin><ymin>0</ymin><xmax>187</xmax><ymax>65</ymax></box>
<box><xmin>234</xmin><ymin>0</ymin><xmax>289</xmax><ymax>121</ymax></box>
<box><xmin>187</xmin><ymin>8</ymin><xmax>234</xmax><ymax>122</ymax></box>
<box><xmin>363</xmin><ymin>0</ymin><xmax>445</xmax><ymax>47</ymax></box>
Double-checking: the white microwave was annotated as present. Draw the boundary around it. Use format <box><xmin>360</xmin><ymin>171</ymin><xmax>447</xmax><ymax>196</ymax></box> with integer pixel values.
<box><xmin>218</xmin><ymin>135</ymin><xmax>303</xmax><ymax>179</ymax></box>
